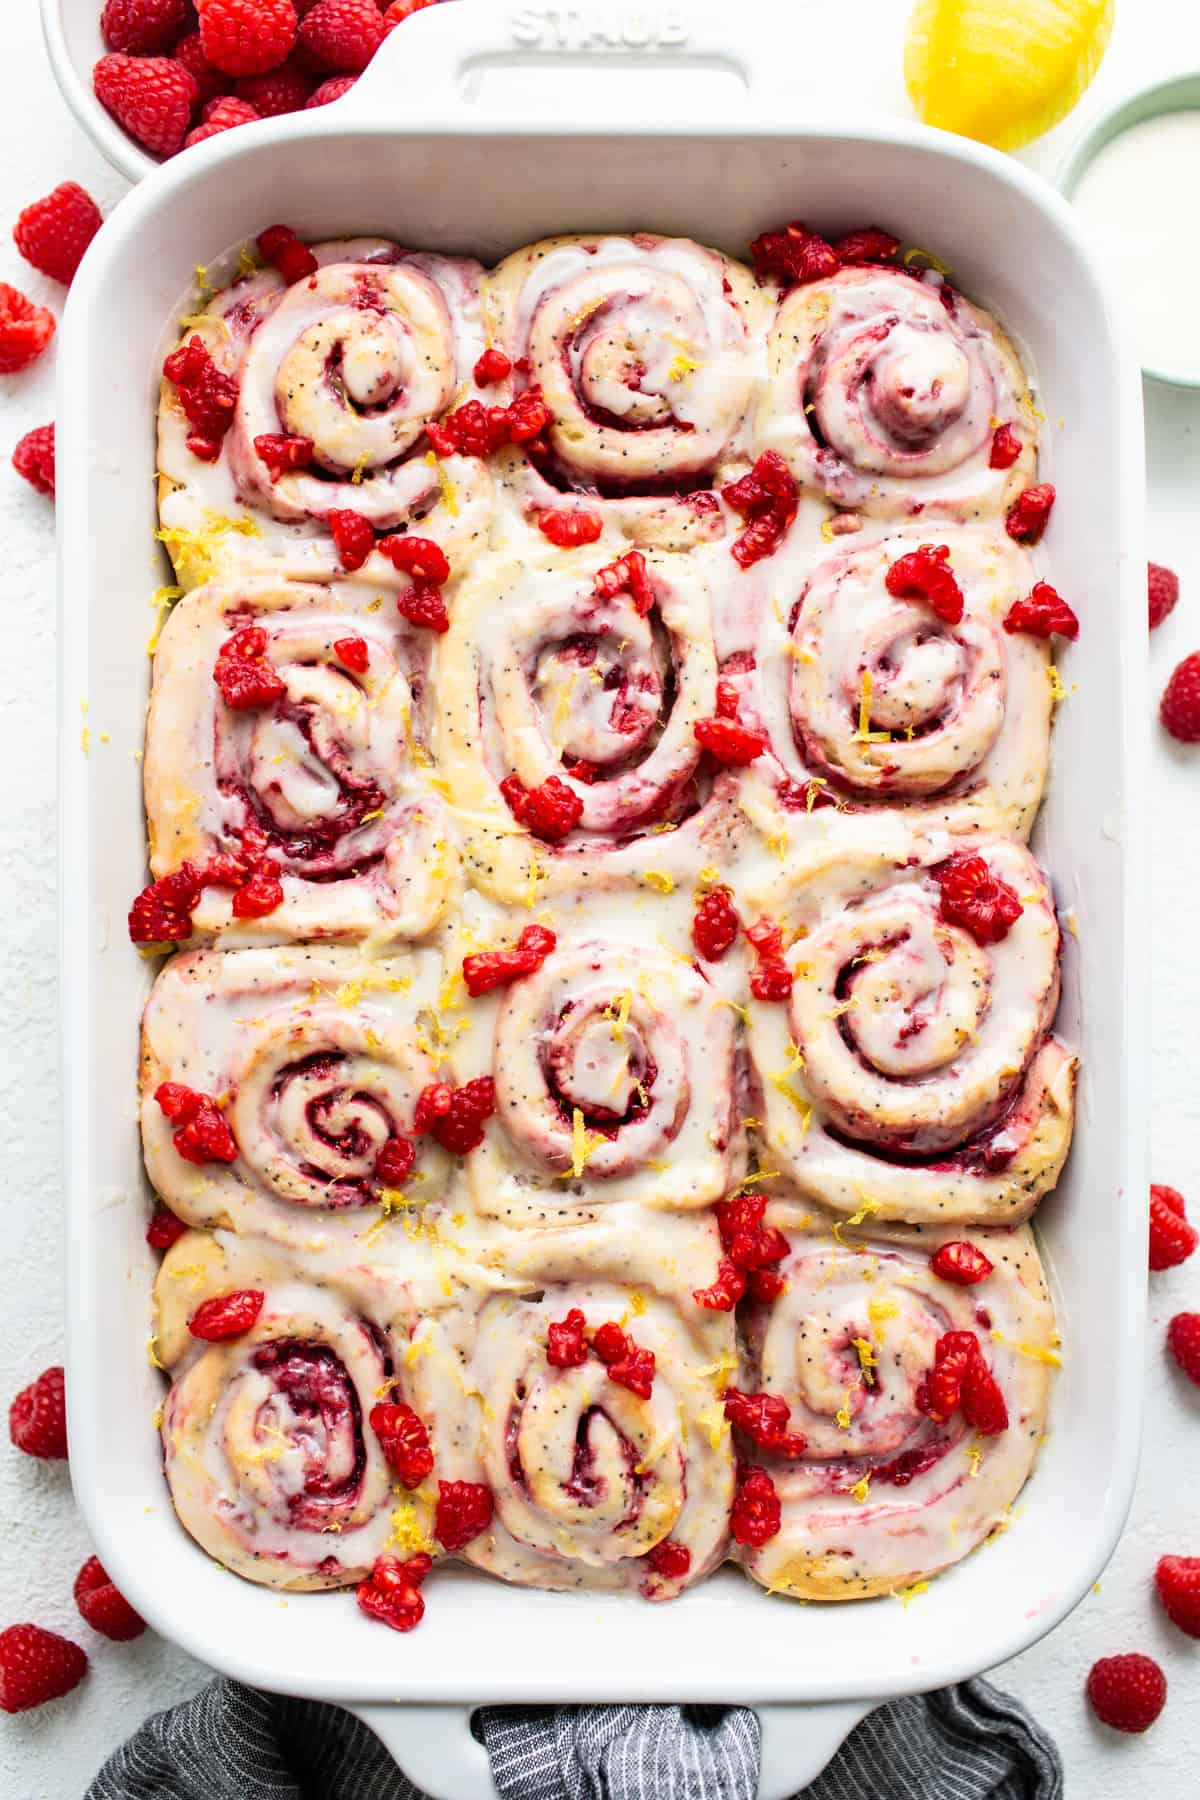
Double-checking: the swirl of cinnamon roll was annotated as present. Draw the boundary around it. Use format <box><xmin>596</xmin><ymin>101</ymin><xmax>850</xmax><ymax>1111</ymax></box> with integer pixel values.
<box><xmin>745</xmin><ymin>823</ymin><xmax>1075</xmax><ymax>1223</ymax></box>
<box><xmin>145</xmin><ymin>580</ymin><xmax>455</xmax><ymax>943</ymax></box>
<box><xmin>741</xmin><ymin>528</ymin><xmax>1052</xmax><ymax>839</ymax></box>
<box><xmin>409</xmin><ymin>1217</ymin><xmax>734</xmax><ymax>1595</ymax></box>
<box><xmin>730</xmin><ymin>1197</ymin><xmax>1055</xmax><ymax>1600</ymax></box>
<box><xmin>485</xmin><ymin>234</ymin><xmax>771</xmax><ymax>549</ymax></box>
<box><xmin>141</xmin><ymin>947</ymin><xmax>452</xmax><ymax>1248</ymax></box>
<box><xmin>456</xmin><ymin>935</ymin><xmax>740</xmax><ymax>1225</ymax></box>
<box><xmin>154</xmin><ymin>1230</ymin><xmax>441</xmax><ymax>1590</ymax></box>
<box><xmin>157</xmin><ymin>240</ymin><xmax>491</xmax><ymax>588</ymax></box>
<box><xmin>435</xmin><ymin>547</ymin><xmax>748</xmax><ymax>902</ymax></box>
<box><xmin>753</xmin><ymin>267</ymin><xmax>1035</xmax><ymax>519</ymax></box>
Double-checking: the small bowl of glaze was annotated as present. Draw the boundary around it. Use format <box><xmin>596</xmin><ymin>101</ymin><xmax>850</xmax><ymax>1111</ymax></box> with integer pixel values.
<box><xmin>1060</xmin><ymin>71</ymin><xmax>1200</xmax><ymax>388</ymax></box>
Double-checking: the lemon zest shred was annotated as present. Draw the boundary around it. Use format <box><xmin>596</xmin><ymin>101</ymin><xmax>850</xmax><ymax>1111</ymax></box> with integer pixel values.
<box><xmin>642</xmin><ymin>870</ymin><xmax>675</xmax><ymax>894</ymax></box>
<box><xmin>894</xmin><ymin>1580</ymin><xmax>930</xmax><ymax>1608</ymax></box>
<box><xmin>990</xmin><ymin>1330</ymin><xmax>1062</xmax><ymax>1368</ymax></box>
<box><xmin>850</xmin><ymin>1475</ymin><xmax>871</xmax><ymax>1503</ymax></box>
<box><xmin>855</xmin><ymin>669</ymin><xmax>891</xmax><ymax>743</ymax></box>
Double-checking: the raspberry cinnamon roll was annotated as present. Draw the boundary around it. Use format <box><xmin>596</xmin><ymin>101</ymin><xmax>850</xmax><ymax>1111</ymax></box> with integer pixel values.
<box><xmin>158</xmin><ymin>240</ymin><xmax>490</xmax><ymax>588</ymax></box>
<box><xmin>741</xmin><ymin>528</ymin><xmax>1052</xmax><ymax>839</ymax></box>
<box><xmin>730</xmin><ymin>1196</ymin><xmax>1055</xmax><ymax>1599</ymax></box>
<box><xmin>435</xmin><ymin>546</ymin><xmax>747</xmax><ymax>902</ymax></box>
<box><xmin>141</xmin><ymin>946</ymin><xmax>452</xmax><ymax>1249</ymax></box>
<box><xmin>154</xmin><ymin>1228</ymin><xmax>444</xmax><ymax>1590</ymax></box>
<box><xmin>745</xmin><ymin>823</ymin><xmax>1075</xmax><ymax>1224</ymax></box>
<box><xmin>457</xmin><ymin>934</ymin><xmax>741</xmax><ymax>1225</ymax></box>
<box><xmin>410</xmin><ymin>1215</ymin><xmax>735</xmax><ymax>1596</ymax></box>
<box><xmin>753</xmin><ymin>266</ymin><xmax>1035</xmax><ymax>520</ymax></box>
<box><xmin>144</xmin><ymin>579</ymin><xmax>454</xmax><ymax>944</ymax></box>
<box><xmin>484</xmin><ymin>235</ymin><xmax>771</xmax><ymax>549</ymax></box>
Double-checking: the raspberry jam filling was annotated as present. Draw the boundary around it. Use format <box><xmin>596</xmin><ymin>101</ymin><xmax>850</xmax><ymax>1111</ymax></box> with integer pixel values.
<box><xmin>543</xmin><ymin>999</ymin><xmax>658</xmax><ymax>1137</ymax></box>
<box><xmin>249</xmin><ymin>1341</ymin><xmax>367</xmax><ymax>1529</ymax></box>
<box><xmin>265</xmin><ymin>1051</ymin><xmax>409</xmax><ymax>1208</ymax></box>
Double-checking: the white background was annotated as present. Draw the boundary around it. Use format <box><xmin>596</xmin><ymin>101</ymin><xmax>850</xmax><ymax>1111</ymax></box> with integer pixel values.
<box><xmin>1</xmin><ymin>3</ymin><xmax>1198</xmax><ymax>1795</ymax></box>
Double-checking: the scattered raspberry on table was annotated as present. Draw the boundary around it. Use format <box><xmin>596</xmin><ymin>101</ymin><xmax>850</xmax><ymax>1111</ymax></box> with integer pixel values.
<box><xmin>0</xmin><ymin>1625</ymin><xmax>88</xmax><ymax>1714</ymax></box>
<box><xmin>1085</xmin><ymin>1653</ymin><xmax>1167</xmax><ymax>1734</ymax></box>
<box><xmin>14</xmin><ymin>183</ymin><xmax>103</xmax><ymax>285</ymax></box>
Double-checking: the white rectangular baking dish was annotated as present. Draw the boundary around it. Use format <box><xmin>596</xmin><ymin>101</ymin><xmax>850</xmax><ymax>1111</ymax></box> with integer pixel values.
<box><xmin>56</xmin><ymin>5</ymin><xmax>1147</xmax><ymax>1794</ymax></box>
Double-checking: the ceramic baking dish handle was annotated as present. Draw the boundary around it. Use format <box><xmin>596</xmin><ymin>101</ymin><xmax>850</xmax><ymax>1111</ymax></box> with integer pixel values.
<box><xmin>341</xmin><ymin>0</ymin><xmax>830</xmax><ymax>125</ymax></box>
<box><xmin>353</xmin><ymin>1696</ymin><xmax>872</xmax><ymax>1797</ymax></box>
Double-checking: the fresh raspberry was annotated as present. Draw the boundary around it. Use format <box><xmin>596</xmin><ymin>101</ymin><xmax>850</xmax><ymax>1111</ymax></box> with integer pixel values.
<box><xmin>74</xmin><ymin>1558</ymin><xmax>146</xmax><ymax>1642</ymax></box>
<box><xmin>237</xmin><ymin>59</ymin><xmax>312</xmax><ymax>113</ymax></box>
<box><xmin>328</xmin><ymin>508</ymin><xmax>374</xmax><ymax>570</ymax></box>
<box><xmin>306</xmin><ymin>74</ymin><xmax>356</xmax><ymax>104</ymax></box>
<box><xmin>434</xmin><ymin>1479</ymin><xmax>494</xmax><ymax>1552</ymax></box>
<box><xmin>1004</xmin><ymin>482</ymin><xmax>1056</xmax><ymax>544</ymax></box>
<box><xmin>644</xmin><ymin>1539</ymin><xmax>691</xmax><ymax>1581</ymax></box>
<box><xmin>378</xmin><ymin>534</ymin><xmax>450</xmax><ymax>584</ymax></box>
<box><xmin>102</xmin><ymin>0</ymin><xmax>192</xmax><ymax>54</ymax></box>
<box><xmin>960</xmin><ymin>1351</ymin><xmax>1008</xmax><ymax>1436</ymax></box>
<box><xmin>413</xmin><ymin>1077</ymin><xmax>496</xmax><ymax>1155</ymax></box>
<box><xmin>885</xmin><ymin>543</ymin><xmax>964</xmax><ymax>624</ymax></box>
<box><xmin>546</xmin><ymin>1308</ymin><xmax>588</xmax><ymax>1368</ymax></box>
<box><xmin>723</xmin><ymin>450</ymin><xmax>798</xmax><ymax>568</ymax></box>
<box><xmin>14</xmin><ymin>184</ymin><xmax>103</xmax><ymax>286</ymax></box>
<box><xmin>916</xmin><ymin>1330</ymin><xmax>978</xmax><ymax>1423</ymax></box>
<box><xmin>1155</xmin><ymin>1555</ymin><xmax>1200</xmax><ymax>1638</ymax></box>
<box><xmin>12</xmin><ymin>424</ymin><xmax>55</xmax><ymax>497</ymax></box>
<box><xmin>128</xmin><ymin>863</ymin><xmax>203</xmax><ymax>943</ymax></box>
<box><xmin>1149</xmin><ymin>1184</ymin><xmax>1197</xmax><ymax>1271</ymax></box>
<box><xmin>988</xmin><ymin>422</ymin><xmax>1022</xmax><ymax>469</ymax></box>
<box><xmin>198</xmin><ymin>0</ymin><xmax>298</xmax><ymax>77</ymax></box>
<box><xmin>1160</xmin><ymin>653</ymin><xmax>1200</xmax><ymax>744</ymax></box>
<box><xmin>9</xmin><ymin>1367</ymin><xmax>67</xmax><ymax>1460</ymax></box>
<box><xmin>715</xmin><ymin>1193</ymin><xmax>789</xmax><ymax>1276</ymax></box>
<box><xmin>604</xmin><ymin>1341</ymin><xmax>656</xmax><ymax>1400</ymax></box>
<box><xmin>593</xmin><ymin>550</ymin><xmax>654</xmax><ymax>615</ymax></box>
<box><xmin>746</xmin><ymin>1267</ymin><xmax>786</xmax><ymax>1302</ymax></box>
<box><xmin>298</xmin><ymin>0</ymin><xmax>383</xmax><ymax>72</ymax></box>
<box><xmin>1148</xmin><ymin>562</ymin><xmax>1180</xmax><ymax>630</ymax></box>
<box><xmin>427</xmin><ymin>389</ymin><xmax>551</xmax><ymax>457</ymax></box>
<box><xmin>744</xmin><ymin>915</ymin><xmax>793</xmax><ymax>1002</ymax></box>
<box><xmin>163</xmin><ymin>335</ymin><xmax>238</xmax><ymax>453</ymax></box>
<box><xmin>1167</xmin><ymin>1312</ymin><xmax>1200</xmax><ymax>1386</ymax></box>
<box><xmin>1085</xmin><ymin>1654</ymin><xmax>1166</xmax><ymax>1734</ymax></box>
<box><xmin>0</xmin><ymin>1625</ymin><xmax>87</xmax><ymax>1713</ymax></box>
<box><xmin>714</xmin><ymin>676</ymin><xmax>741</xmax><ymax>719</ymax></box>
<box><xmin>174</xmin><ymin>31</ymin><xmax>232</xmax><ymax>107</ymax></box>
<box><xmin>396</xmin><ymin>585</ymin><xmax>450</xmax><ymax>633</ymax></box>
<box><xmin>186</xmin><ymin>96</ymin><xmax>261</xmax><ymax>144</ymax></box>
<box><xmin>333</xmin><ymin>635</ymin><xmax>370</xmax><ymax>673</ymax></box>
<box><xmin>831</xmin><ymin>227</ymin><xmax>900</xmax><ymax>266</ymax></box>
<box><xmin>0</xmin><ymin>284</ymin><xmax>55</xmax><ymax>374</ymax></box>
<box><xmin>369</xmin><ymin>1401</ymin><xmax>433</xmax><ymax>1487</ymax></box>
<box><xmin>356</xmin><ymin>1555</ymin><xmax>429</xmax><ymax>1632</ymax></box>
<box><xmin>500</xmin><ymin>773</ymin><xmax>584</xmax><ymax>840</ymax></box>
<box><xmin>213</xmin><ymin>625</ymin><xmax>285</xmax><ymax>709</ymax></box>
<box><xmin>750</xmin><ymin>221</ymin><xmax>839</xmax><ymax>289</ymax></box>
<box><xmin>930</xmin><ymin>1241</ymin><xmax>994</xmax><ymax>1285</ymax></box>
<box><xmin>93</xmin><ymin>54</ymin><xmax>199</xmax><ymax>157</ymax></box>
<box><xmin>693</xmin><ymin>716</ymin><xmax>769</xmax><ymax>765</ymax></box>
<box><xmin>188</xmin><ymin>1288</ymin><xmax>265</xmax><ymax>1340</ymax></box>
<box><xmin>538</xmin><ymin>508</ymin><xmax>603</xmax><ymax>548</ymax></box>
<box><xmin>730</xmin><ymin>1468</ymin><xmax>781</xmax><ymax>1548</ymax></box>
<box><xmin>1003</xmin><ymin>580</ymin><xmax>1079</xmax><ymax>641</ymax></box>
<box><xmin>230</xmin><ymin>859</ymin><xmax>284</xmax><ymax>918</ymax></box>
<box><xmin>474</xmin><ymin>346</ymin><xmax>512</xmax><ymax>386</ymax></box>
<box><xmin>723</xmin><ymin>1388</ymin><xmax>807</xmax><ymax>1457</ymax></box>
<box><xmin>382</xmin><ymin>0</ymin><xmax>436</xmax><ymax>33</ymax></box>
<box><xmin>155</xmin><ymin>1081</ymin><xmax>239</xmax><ymax>1165</ymax></box>
<box><xmin>256</xmin><ymin>222</ymin><xmax>319</xmax><ymax>282</ymax></box>
<box><xmin>591</xmin><ymin>1321</ymin><xmax>630</xmax><ymax>1366</ymax></box>
<box><xmin>692</xmin><ymin>888</ymin><xmax>740</xmax><ymax>960</ymax></box>
<box><xmin>146</xmin><ymin>1203</ymin><xmax>189</xmax><ymax>1250</ymax></box>
<box><xmin>462</xmin><ymin>924</ymin><xmax>556</xmax><ymax>997</ymax></box>
<box><xmin>255</xmin><ymin>432</ymin><xmax>314</xmax><ymax>479</ymax></box>
<box><xmin>692</xmin><ymin>1258</ymin><xmax>746</xmax><ymax>1312</ymax></box>
<box><xmin>935</xmin><ymin>852</ymin><xmax>1023</xmax><ymax>945</ymax></box>
<box><xmin>374</xmin><ymin>1134</ymin><xmax>416</xmax><ymax>1186</ymax></box>
<box><xmin>506</xmin><ymin>387</ymin><xmax>554</xmax><ymax>442</ymax></box>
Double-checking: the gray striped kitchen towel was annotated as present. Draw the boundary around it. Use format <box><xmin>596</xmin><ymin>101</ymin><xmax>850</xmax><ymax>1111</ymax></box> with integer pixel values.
<box><xmin>87</xmin><ymin>1674</ymin><xmax>1061</xmax><ymax>1798</ymax></box>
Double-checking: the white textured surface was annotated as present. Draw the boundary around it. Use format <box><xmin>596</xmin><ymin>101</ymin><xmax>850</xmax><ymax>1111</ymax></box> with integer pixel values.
<box><xmin>0</xmin><ymin>3</ymin><xmax>1197</xmax><ymax>1796</ymax></box>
